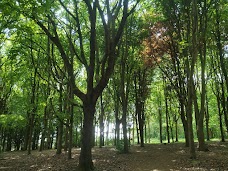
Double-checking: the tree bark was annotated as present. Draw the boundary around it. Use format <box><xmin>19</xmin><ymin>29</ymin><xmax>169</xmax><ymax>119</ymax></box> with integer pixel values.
<box><xmin>56</xmin><ymin>83</ymin><xmax>63</xmax><ymax>154</ymax></box>
<box><xmin>205</xmin><ymin>95</ymin><xmax>210</xmax><ymax>141</ymax></box>
<box><xmin>78</xmin><ymin>101</ymin><xmax>96</xmax><ymax>171</ymax></box>
<box><xmin>164</xmin><ymin>87</ymin><xmax>170</xmax><ymax>143</ymax></box>
<box><xmin>27</xmin><ymin>68</ymin><xmax>37</xmax><ymax>155</ymax></box>
<box><xmin>217</xmin><ymin>93</ymin><xmax>225</xmax><ymax>142</ymax></box>
<box><xmin>99</xmin><ymin>95</ymin><xmax>105</xmax><ymax>147</ymax></box>
<box><xmin>159</xmin><ymin>105</ymin><xmax>163</xmax><ymax>144</ymax></box>
<box><xmin>68</xmin><ymin>82</ymin><xmax>74</xmax><ymax>159</ymax></box>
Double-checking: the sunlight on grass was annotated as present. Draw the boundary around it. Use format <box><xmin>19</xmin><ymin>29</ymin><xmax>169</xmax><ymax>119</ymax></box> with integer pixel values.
<box><xmin>136</xmin><ymin>150</ymin><xmax>148</xmax><ymax>153</ymax></box>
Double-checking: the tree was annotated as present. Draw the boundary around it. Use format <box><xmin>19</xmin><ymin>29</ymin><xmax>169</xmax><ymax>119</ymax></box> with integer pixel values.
<box><xmin>1</xmin><ymin>0</ymin><xmax>139</xmax><ymax>170</ymax></box>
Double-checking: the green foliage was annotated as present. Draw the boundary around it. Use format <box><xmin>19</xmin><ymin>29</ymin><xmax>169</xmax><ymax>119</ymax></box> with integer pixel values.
<box><xmin>115</xmin><ymin>140</ymin><xmax>125</xmax><ymax>153</ymax></box>
<box><xmin>0</xmin><ymin>114</ymin><xmax>26</xmax><ymax>130</ymax></box>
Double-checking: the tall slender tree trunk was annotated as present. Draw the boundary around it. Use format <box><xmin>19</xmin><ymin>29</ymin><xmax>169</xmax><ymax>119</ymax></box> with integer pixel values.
<box><xmin>56</xmin><ymin>83</ymin><xmax>63</xmax><ymax>154</ymax></box>
<box><xmin>99</xmin><ymin>95</ymin><xmax>105</xmax><ymax>147</ymax></box>
<box><xmin>186</xmin><ymin>80</ymin><xmax>196</xmax><ymax>159</ymax></box>
<box><xmin>138</xmin><ymin>103</ymin><xmax>144</xmax><ymax>147</ymax></box>
<box><xmin>185</xmin><ymin>0</ymin><xmax>198</xmax><ymax>159</ymax></box>
<box><xmin>114</xmin><ymin>91</ymin><xmax>121</xmax><ymax>147</ymax></box>
<box><xmin>175</xmin><ymin>115</ymin><xmax>178</xmax><ymax>142</ymax></box>
<box><xmin>40</xmin><ymin>105</ymin><xmax>48</xmax><ymax>151</ymax></box>
<box><xmin>135</xmin><ymin>116</ymin><xmax>140</xmax><ymax>144</ymax></box>
<box><xmin>215</xmin><ymin>1</ymin><xmax>228</xmax><ymax>133</ymax></box>
<box><xmin>165</xmin><ymin>93</ymin><xmax>170</xmax><ymax>143</ymax></box>
<box><xmin>197</xmin><ymin>1</ymin><xmax>208</xmax><ymax>150</ymax></box>
<box><xmin>64</xmin><ymin>120</ymin><xmax>69</xmax><ymax>152</ymax></box>
<box><xmin>179</xmin><ymin>101</ymin><xmax>189</xmax><ymax>146</ymax></box>
<box><xmin>28</xmin><ymin>68</ymin><xmax>37</xmax><ymax>155</ymax></box>
<box><xmin>221</xmin><ymin>79</ymin><xmax>228</xmax><ymax>132</ymax></box>
<box><xmin>68</xmin><ymin>82</ymin><xmax>74</xmax><ymax>159</ymax></box>
<box><xmin>56</xmin><ymin>121</ymin><xmax>63</xmax><ymax>154</ymax></box>
<box><xmin>122</xmin><ymin>104</ymin><xmax>128</xmax><ymax>153</ymax></box>
<box><xmin>159</xmin><ymin>106</ymin><xmax>163</xmax><ymax>144</ymax></box>
<box><xmin>205</xmin><ymin>95</ymin><xmax>210</xmax><ymax>141</ymax></box>
<box><xmin>216</xmin><ymin>94</ymin><xmax>225</xmax><ymax>142</ymax></box>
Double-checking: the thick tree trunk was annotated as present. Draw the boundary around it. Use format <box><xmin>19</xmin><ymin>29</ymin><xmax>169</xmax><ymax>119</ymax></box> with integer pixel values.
<box><xmin>193</xmin><ymin>84</ymin><xmax>207</xmax><ymax>151</ymax></box>
<box><xmin>78</xmin><ymin>102</ymin><xmax>95</xmax><ymax>171</ymax></box>
<box><xmin>186</xmin><ymin>79</ymin><xmax>196</xmax><ymax>159</ymax></box>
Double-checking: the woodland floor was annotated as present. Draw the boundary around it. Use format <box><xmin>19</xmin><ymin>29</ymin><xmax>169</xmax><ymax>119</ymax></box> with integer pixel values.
<box><xmin>0</xmin><ymin>141</ymin><xmax>228</xmax><ymax>171</ymax></box>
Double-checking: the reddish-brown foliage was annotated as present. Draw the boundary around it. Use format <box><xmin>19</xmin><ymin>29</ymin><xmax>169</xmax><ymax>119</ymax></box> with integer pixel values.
<box><xmin>142</xmin><ymin>22</ymin><xmax>171</xmax><ymax>67</ymax></box>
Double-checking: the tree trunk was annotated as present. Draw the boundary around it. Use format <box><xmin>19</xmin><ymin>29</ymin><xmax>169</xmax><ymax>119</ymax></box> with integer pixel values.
<box><xmin>159</xmin><ymin>108</ymin><xmax>163</xmax><ymax>144</ymax></box>
<box><xmin>40</xmin><ymin>105</ymin><xmax>48</xmax><ymax>151</ymax></box>
<box><xmin>56</xmin><ymin>121</ymin><xmax>63</xmax><ymax>154</ymax></box>
<box><xmin>6</xmin><ymin>131</ymin><xmax>12</xmax><ymax>151</ymax></box>
<box><xmin>32</xmin><ymin>127</ymin><xmax>39</xmax><ymax>150</ymax></box>
<box><xmin>135</xmin><ymin>115</ymin><xmax>140</xmax><ymax>144</ymax></box>
<box><xmin>78</xmin><ymin>102</ymin><xmax>95</xmax><ymax>171</ymax></box>
<box><xmin>99</xmin><ymin>95</ymin><xmax>105</xmax><ymax>147</ymax></box>
<box><xmin>122</xmin><ymin>104</ymin><xmax>129</xmax><ymax>153</ymax></box>
<box><xmin>175</xmin><ymin>115</ymin><xmax>178</xmax><ymax>142</ymax></box>
<box><xmin>221</xmin><ymin>80</ymin><xmax>228</xmax><ymax>132</ymax></box>
<box><xmin>215</xmin><ymin>1</ymin><xmax>228</xmax><ymax>134</ymax></box>
<box><xmin>217</xmin><ymin>94</ymin><xmax>225</xmax><ymax>142</ymax></box>
<box><xmin>106</xmin><ymin>115</ymin><xmax>110</xmax><ymax>145</ymax></box>
<box><xmin>68</xmin><ymin>83</ymin><xmax>74</xmax><ymax>159</ymax></box>
<box><xmin>114</xmin><ymin>94</ymin><xmax>120</xmax><ymax>147</ymax></box>
<box><xmin>193</xmin><ymin>84</ymin><xmax>207</xmax><ymax>151</ymax></box>
<box><xmin>205</xmin><ymin>95</ymin><xmax>210</xmax><ymax>141</ymax></box>
<box><xmin>115</xmin><ymin>119</ymin><xmax>121</xmax><ymax>146</ymax></box>
<box><xmin>179</xmin><ymin>101</ymin><xmax>189</xmax><ymax>146</ymax></box>
<box><xmin>28</xmin><ymin>68</ymin><xmax>38</xmax><ymax>155</ymax></box>
<box><xmin>138</xmin><ymin>104</ymin><xmax>144</xmax><ymax>147</ymax></box>
<box><xmin>64</xmin><ymin>120</ymin><xmax>69</xmax><ymax>151</ymax></box>
<box><xmin>165</xmin><ymin>94</ymin><xmax>170</xmax><ymax>143</ymax></box>
<box><xmin>197</xmin><ymin>3</ymin><xmax>208</xmax><ymax>150</ymax></box>
<box><xmin>56</xmin><ymin>83</ymin><xmax>63</xmax><ymax>154</ymax></box>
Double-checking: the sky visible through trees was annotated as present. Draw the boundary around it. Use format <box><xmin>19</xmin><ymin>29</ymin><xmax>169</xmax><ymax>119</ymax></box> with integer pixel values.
<box><xmin>0</xmin><ymin>0</ymin><xmax>228</xmax><ymax>170</ymax></box>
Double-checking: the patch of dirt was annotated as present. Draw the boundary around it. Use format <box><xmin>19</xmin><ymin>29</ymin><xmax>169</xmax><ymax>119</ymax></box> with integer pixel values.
<box><xmin>0</xmin><ymin>142</ymin><xmax>228</xmax><ymax>171</ymax></box>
